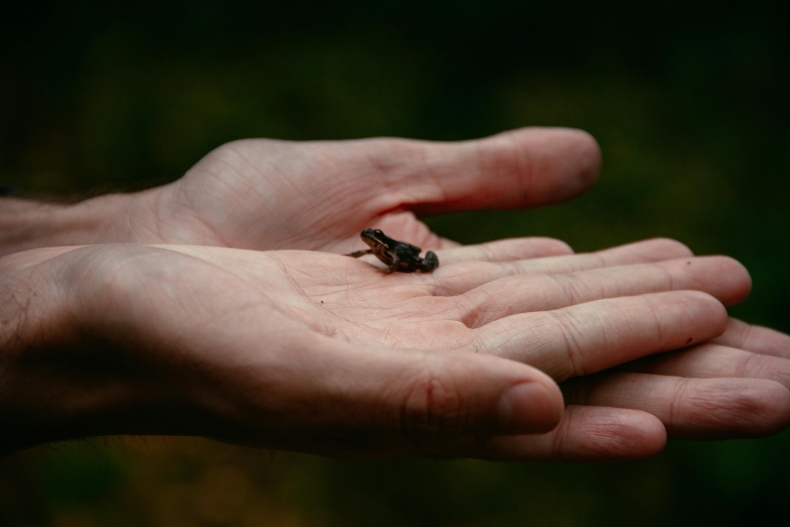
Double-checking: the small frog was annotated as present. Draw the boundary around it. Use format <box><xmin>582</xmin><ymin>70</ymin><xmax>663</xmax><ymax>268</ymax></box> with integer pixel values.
<box><xmin>346</xmin><ymin>228</ymin><xmax>439</xmax><ymax>273</ymax></box>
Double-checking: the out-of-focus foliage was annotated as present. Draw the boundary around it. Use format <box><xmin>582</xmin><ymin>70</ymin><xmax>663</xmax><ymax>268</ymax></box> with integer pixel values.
<box><xmin>1</xmin><ymin>1</ymin><xmax>789</xmax><ymax>525</ymax></box>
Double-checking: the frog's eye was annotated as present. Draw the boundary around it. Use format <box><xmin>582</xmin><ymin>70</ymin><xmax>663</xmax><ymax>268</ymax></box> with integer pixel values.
<box><xmin>374</xmin><ymin>230</ymin><xmax>383</xmax><ymax>235</ymax></box>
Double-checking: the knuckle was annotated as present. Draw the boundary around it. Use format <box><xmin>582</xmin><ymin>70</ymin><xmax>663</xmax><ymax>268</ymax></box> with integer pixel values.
<box><xmin>549</xmin><ymin>311</ymin><xmax>589</xmax><ymax>379</ymax></box>
<box><xmin>399</xmin><ymin>370</ymin><xmax>464</xmax><ymax>437</ymax></box>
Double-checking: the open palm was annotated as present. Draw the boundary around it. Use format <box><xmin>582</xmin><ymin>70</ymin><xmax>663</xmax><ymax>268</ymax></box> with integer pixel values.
<box><xmin>152</xmin><ymin>238</ymin><xmax>788</xmax><ymax>458</ymax></box>
<box><xmin>5</xmin><ymin>237</ymin><xmax>789</xmax><ymax>459</ymax></box>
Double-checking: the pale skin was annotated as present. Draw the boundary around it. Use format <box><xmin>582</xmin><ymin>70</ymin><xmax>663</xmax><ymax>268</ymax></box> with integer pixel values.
<box><xmin>1</xmin><ymin>128</ymin><xmax>789</xmax><ymax>460</ymax></box>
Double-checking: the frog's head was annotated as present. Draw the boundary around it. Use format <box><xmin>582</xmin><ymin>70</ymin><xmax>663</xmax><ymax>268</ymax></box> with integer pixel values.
<box><xmin>360</xmin><ymin>228</ymin><xmax>390</xmax><ymax>250</ymax></box>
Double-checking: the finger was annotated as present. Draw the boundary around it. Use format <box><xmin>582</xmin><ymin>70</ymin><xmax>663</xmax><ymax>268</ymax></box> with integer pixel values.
<box><xmin>437</xmin><ymin>237</ymin><xmax>574</xmax><ymax>265</ymax></box>
<box><xmin>229</xmin><ymin>406</ymin><xmax>665</xmax><ymax>462</ymax></box>
<box><xmin>626</xmin><ymin>344</ymin><xmax>790</xmax><ymax>389</ymax></box>
<box><xmin>413</xmin><ymin>406</ymin><xmax>666</xmax><ymax>462</ymax></box>
<box><xmin>364</xmin><ymin>128</ymin><xmax>601</xmax><ymax>215</ymax></box>
<box><xmin>710</xmin><ymin>318</ymin><xmax>790</xmax><ymax>358</ymax></box>
<box><xmin>457</xmin><ymin>256</ymin><xmax>750</xmax><ymax>326</ymax></box>
<box><xmin>427</xmin><ymin>238</ymin><xmax>693</xmax><ymax>295</ymax></box>
<box><xmin>248</xmin><ymin>337</ymin><xmax>566</xmax><ymax>440</ymax></box>
<box><xmin>564</xmin><ymin>372</ymin><xmax>790</xmax><ymax>439</ymax></box>
<box><xmin>470</xmin><ymin>291</ymin><xmax>728</xmax><ymax>381</ymax></box>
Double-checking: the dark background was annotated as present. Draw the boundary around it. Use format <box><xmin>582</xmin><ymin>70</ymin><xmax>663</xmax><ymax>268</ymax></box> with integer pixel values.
<box><xmin>2</xmin><ymin>1</ymin><xmax>789</xmax><ymax>525</ymax></box>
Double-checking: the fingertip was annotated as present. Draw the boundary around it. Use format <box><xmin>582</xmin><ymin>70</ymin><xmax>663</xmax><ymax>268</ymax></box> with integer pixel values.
<box><xmin>619</xmin><ymin>411</ymin><xmax>667</xmax><ymax>459</ymax></box>
<box><xmin>647</xmin><ymin>238</ymin><xmax>694</xmax><ymax>258</ymax></box>
<box><xmin>713</xmin><ymin>319</ymin><xmax>790</xmax><ymax>358</ymax></box>
<box><xmin>707</xmin><ymin>256</ymin><xmax>752</xmax><ymax>305</ymax></box>
<box><xmin>498</xmin><ymin>380</ymin><xmax>564</xmax><ymax>434</ymax></box>
<box><xmin>658</xmin><ymin>378</ymin><xmax>790</xmax><ymax>440</ymax></box>
<box><xmin>563</xmin><ymin>128</ymin><xmax>602</xmax><ymax>190</ymax></box>
<box><xmin>565</xmin><ymin>408</ymin><xmax>667</xmax><ymax>462</ymax></box>
<box><xmin>531</xmin><ymin>237</ymin><xmax>575</xmax><ymax>257</ymax></box>
<box><xmin>675</xmin><ymin>290</ymin><xmax>730</xmax><ymax>338</ymax></box>
<box><xmin>746</xmin><ymin>380</ymin><xmax>790</xmax><ymax>437</ymax></box>
<box><xmin>506</xmin><ymin>127</ymin><xmax>601</xmax><ymax>200</ymax></box>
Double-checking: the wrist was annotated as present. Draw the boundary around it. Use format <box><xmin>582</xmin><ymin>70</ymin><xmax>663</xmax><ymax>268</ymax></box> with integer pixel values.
<box><xmin>0</xmin><ymin>248</ymin><xmax>199</xmax><ymax>453</ymax></box>
<box><xmin>0</xmin><ymin>193</ymin><xmax>140</xmax><ymax>257</ymax></box>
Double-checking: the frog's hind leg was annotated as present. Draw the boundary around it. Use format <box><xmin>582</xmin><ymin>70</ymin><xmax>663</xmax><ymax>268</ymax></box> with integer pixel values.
<box><xmin>346</xmin><ymin>250</ymin><xmax>373</xmax><ymax>258</ymax></box>
<box><xmin>418</xmin><ymin>251</ymin><xmax>439</xmax><ymax>272</ymax></box>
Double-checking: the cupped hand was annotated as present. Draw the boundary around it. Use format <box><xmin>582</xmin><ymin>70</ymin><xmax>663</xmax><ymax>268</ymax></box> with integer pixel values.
<box><xmin>5</xmin><ymin>236</ymin><xmax>785</xmax><ymax>462</ymax></box>
<box><xmin>170</xmin><ymin>236</ymin><xmax>790</xmax><ymax>460</ymax></box>
<box><xmin>116</xmin><ymin>127</ymin><xmax>600</xmax><ymax>253</ymax></box>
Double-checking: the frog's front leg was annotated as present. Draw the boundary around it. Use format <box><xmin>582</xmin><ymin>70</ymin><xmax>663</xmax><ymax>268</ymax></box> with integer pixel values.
<box><xmin>384</xmin><ymin>253</ymin><xmax>401</xmax><ymax>274</ymax></box>
<box><xmin>346</xmin><ymin>249</ymin><xmax>373</xmax><ymax>258</ymax></box>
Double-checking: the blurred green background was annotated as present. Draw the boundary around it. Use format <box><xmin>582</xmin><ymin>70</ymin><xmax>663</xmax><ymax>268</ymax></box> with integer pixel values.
<box><xmin>1</xmin><ymin>1</ymin><xmax>789</xmax><ymax>525</ymax></box>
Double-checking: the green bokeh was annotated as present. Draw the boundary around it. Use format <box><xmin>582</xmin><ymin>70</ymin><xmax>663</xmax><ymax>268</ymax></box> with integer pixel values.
<box><xmin>1</xmin><ymin>1</ymin><xmax>789</xmax><ymax>525</ymax></box>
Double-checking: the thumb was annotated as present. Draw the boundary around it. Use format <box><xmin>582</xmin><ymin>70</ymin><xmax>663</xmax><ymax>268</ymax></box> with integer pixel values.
<box><xmin>267</xmin><ymin>338</ymin><xmax>565</xmax><ymax>438</ymax></box>
<box><xmin>361</xmin><ymin>127</ymin><xmax>601</xmax><ymax>216</ymax></box>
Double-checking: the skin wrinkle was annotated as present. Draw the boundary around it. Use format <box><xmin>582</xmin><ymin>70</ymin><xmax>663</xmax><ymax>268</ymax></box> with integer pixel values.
<box><xmin>691</xmin><ymin>388</ymin><xmax>749</xmax><ymax>430</ymax></box>
<box><xmin>504</xmin><ymin>131</ymin><xmax>536</xmax><ymax>207</ymax></box>
<box><xmin>582</xmin><ymin>417</ymin><xmax>641</xmax><ymax>459</ymax></box>
<box><xmin>666</xmin><ymin>377</ymin><xmax>693</xmax><ymax>429</ymax></box>
<box><xmin>204</xmin><ymin>145</ymin><xmax>297</xmax><ymax>244</ymax></box>
<box><xmin>125</xmin><ymin>196</ymin><xmax>165</xmax><ymax>245</ymax></box>
<box><xmin>643</xmin><ymin>294</ymin><xmax>668</xmax><ymax>347</ymax></box>
<box><xmin>397</xmin><ymin>364</ymin><xmax>459</xmax><ymax>437</ymax></box>
<box><xmin>216</xmin><ymin>196</ymin><xmax>270</xmax><ymax>249</ymax></box>
<box><xmin>476</xmin><ymin>243</ymin><xmax>499</xmax><ymax>264</ymax></box>
<box><xmin>409</xmin><ymin>296</ymin><xmax>461</xmax><ymax>323</ymax></box>
<box><xmin>735</xmin><ymin>353</ymin><xmax>790</xmax><ymax>387</ymax></box>
<box><xmin>497</xmin><ymin>316</ymin><xmax>558</xmax><ymax>365</ymax></box>
<box><xmin>173</xmin><ymin>183</ymin><xmax>234</xmax><ymax>248</ymax></box>
<box><xmin>262</xmin><ymin>255</ymin><xmax>336</xmax><ymax>326</ymax></box>
<box><xmin>419</xmin><ymin>145</ymin><xmax>452</xmax><ymax>209</ymax></box>
<box><xmin>548</xmin><ymin>310</ymin><xmax>590</xmax><ymax>379</ymax></box>
<box><xmin>191</xmin><ymin>144</ymin><xmax>256</xmax><ymax>198</ymax></box>
<box><xmin>0</xmin><ymin>287</ymin><xmax>30</xmax><ymax>356</ymax></box>
<box><xmin>552</xmin><ymin>273</ymin><xmax>588</xmax><ymax>307</ymax></box>
<box><xmin>742</xmin><ymin>323</ymin><xmax>769</xmax><ymax>352</ymax></box>
<box><xmin>362</xmin><ymin>137</ymin><xmax>419</xmax><ymax>176</ymax></box>
<box><xmin>106</xmin><ymin>249</ymin><xmax>295</xmax><ymax>355</ymax></box>
<box><xmin>119</xmin><ymin>199</ymin><xmax>142</xmax><ymax>244</ymax></box>
<box><xmin>734</xmin><ymin>320</ymin><xmax>757</xmax><ymax>349</ymax></box>
<box><xmin>471</xmin><ymin>139</ymin><xmax>495</xmax><ymax>204</ymax></box>
<box><xmin>458</xmin><ymin>286</ymin><xmax>499</xmax><ymax>329</ymax></box>
<box><xmin>665</xmin><ymin>263</ymin><xmax>678</xmax><ymax>295</ymax></box>
<box><xmin>396</xmin><ymin>140</ymin><xmax>457</xmax><ymax>211</ymax></box>
<box><xmin>714</xmin><ymin>318</ymin><xmax>787</xmax><ymax>356</ymax></box>
<box><xmin>740</xmin><ymin>349</ymin><xmax>773</xmax><ymax>380</ymax></box>
<box><xmin>550</xmin><ymin>406</ymin><xmax>578</xmax><ymax>459</ymax></box>
<box><xmin>421</xmin><ymin>263</ymin><xmax>487</xmax><ymax>297</ymax></box>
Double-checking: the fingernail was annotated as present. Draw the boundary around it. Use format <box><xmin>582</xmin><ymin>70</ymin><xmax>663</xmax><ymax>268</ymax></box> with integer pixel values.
<box><xmin>498</xmin><ymin>382</ymin><xmax>563</xmax><ymax>433</ymax></box>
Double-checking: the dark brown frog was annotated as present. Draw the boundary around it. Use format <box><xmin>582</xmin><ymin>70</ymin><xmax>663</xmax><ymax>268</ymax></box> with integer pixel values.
<box><xmin>346</xmin><ymin>229</ymin><xmax>439</xmax><ymax>273</ymax></box>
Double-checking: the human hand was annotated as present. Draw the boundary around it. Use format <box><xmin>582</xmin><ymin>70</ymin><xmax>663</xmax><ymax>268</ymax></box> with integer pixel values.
<box><xmin>567</xmin><ymin>317</ymin><xmax>790</xmax><ymax>440</ymax></box>
<box><xmin>3</xmin><ymin>238</ymin><xmax>786</xmax><ymax>462</ymax></box>
<box><xmin>0</xmin><ymin>128</ymin><xmax>598</xmax><ymax>256</ymax></box>
<box><xmin>166</xmin><ymin>238</ymin><xmax>790</xmax><ymax>460</ymax></box>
